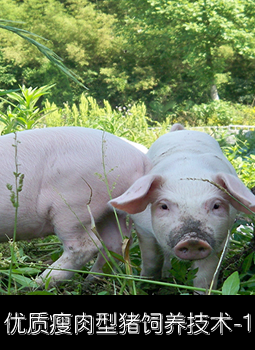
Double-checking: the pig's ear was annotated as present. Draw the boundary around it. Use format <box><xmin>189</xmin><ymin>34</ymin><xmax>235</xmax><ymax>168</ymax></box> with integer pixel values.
<box><xmin>170</xmin><ymin>123</ymin><xmax>185</xmax><ymax>132</ymax></box>
<box><xmin>110</xmin><ymin>174</ymin><xmax>163</xmax><ymax>214</ymax></box>
<box><xmin>214</xmin><ymin>173</ymin><xmax>255</xmax><ymax>214</ymax></box>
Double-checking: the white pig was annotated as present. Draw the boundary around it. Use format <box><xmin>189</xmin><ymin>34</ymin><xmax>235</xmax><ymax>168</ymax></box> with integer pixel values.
<box><xmin>110</xmin><ymin>124</ymin><xmax>255</xmax><ymax>291</ymax></box>
<box><xmin>0</xmin><ymin>127</ymin><xmax>151</xmax><ymax>285</ymax></box>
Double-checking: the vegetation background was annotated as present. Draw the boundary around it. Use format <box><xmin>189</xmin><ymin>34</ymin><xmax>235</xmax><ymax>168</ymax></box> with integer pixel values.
<box><xmin>0</xmin><ymin>0</ymin><xmax>255</xmax><ymax>295</ymax></box>
<box><xmin>1</xmin><ymin>0</ymin><xmax>255</xmax><ymax>125</ymax></box>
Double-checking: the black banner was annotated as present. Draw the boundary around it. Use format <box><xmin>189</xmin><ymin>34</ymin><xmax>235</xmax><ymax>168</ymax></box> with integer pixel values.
<box><xmin>0</xmin><ymin>296</ymin><xmax>254</xmax><ymax>336</ymax></box>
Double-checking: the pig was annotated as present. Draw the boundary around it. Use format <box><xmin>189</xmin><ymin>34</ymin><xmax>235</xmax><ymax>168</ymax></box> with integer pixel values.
<box><xmin>0</xmin><ymin>127</ymin><xmax>151</xmax><ymax>285</ymax></box>
<box><xmin>121</xmin><ymin>137</ymin><xmax>148</xmax><ymax>154</ymax></box>
<box><xmin>110</xmin><ymin>124</ymin><xmax>255</xmax><ymax>292</ymax></box>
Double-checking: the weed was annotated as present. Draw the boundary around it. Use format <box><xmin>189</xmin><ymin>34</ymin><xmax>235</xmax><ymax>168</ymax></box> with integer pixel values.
<box><xmin>6</xmin><ymin>133</ymin><xmax>24</xmax><ymax>293</ymax></box>
<box><xmin>0</xmin><ymin>85</ymin><xmax>55</xmax><ymax>134</ymax></box>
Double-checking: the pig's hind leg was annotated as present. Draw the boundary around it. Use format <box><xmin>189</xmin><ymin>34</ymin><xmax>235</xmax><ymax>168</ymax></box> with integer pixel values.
<box><xmin>36</xmin><ymin>226</ymin><xmax>102</xmax><ymax>286</ymax></box>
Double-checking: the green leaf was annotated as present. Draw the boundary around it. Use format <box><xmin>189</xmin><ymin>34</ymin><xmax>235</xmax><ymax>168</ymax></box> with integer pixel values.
<box><xmin>222</xmin><ymin>271</ymin><xmax>240</xmax><ymax>295</ymax></box>
<box><xmin>242</xmin><ymin>253</ymin><xmax>254</xmax><ymax>274</ymax></box>
<box><xmin>0</xmin><ymin>270</ymin><xmax>38</xmax><ymax>288</ymax></box>
<box><xmin>26</xmin><ymin>291</ymin><xmax>56</xmax><ymax>295</ymax></box>
<box><xmin>12</xmin><ymin>267</ymin><xmax>41</xmax><ymax>275</ymax></box>
<box><xmin>98</xmin><ymin>291</ymin><xmax>110</xmax><ymax>295</ymax></box>
<box><xmin>241</xmin><ymin>275</ymin><xmax>255</xmax><ymax>288</ymax></box>
<box><xmin>0</xmin><ymin>89</ymin><xmax>20</xmax><ymax>96</ymax></box>
<box><xmin>11</xmin><ymin>274</ymin><xmax>38</xmax><ymax>288</ymax></box>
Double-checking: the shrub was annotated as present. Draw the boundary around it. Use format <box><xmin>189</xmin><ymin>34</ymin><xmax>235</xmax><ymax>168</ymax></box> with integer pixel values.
<box><xmin>169</xmin><ymin>100</ymin><xmax>255</xmax><ymax>127</ymax></box>
<box><xmin>188</xmin><ymin>101</ymin><xmax>244</xmax><ymax>126</ymax></box>
<box><xmin>44</xmin><ymin>94</ymin><xmax>170</xmax><ymax>148</ymax></box>
<box><xmin>222</xmin><ymin>131</ymin><xmax>255</xmax><ymax>188</ymax></box>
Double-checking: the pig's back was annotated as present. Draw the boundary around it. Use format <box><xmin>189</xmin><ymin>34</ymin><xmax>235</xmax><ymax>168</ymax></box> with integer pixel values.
<box><xmin>0</xmin><ymin>127</ymin><xmax>150</xmax><ymax>239</ymax></box>
<box><xmin>148</xmin><ymin>130</ymin><xmax>222</xmax><ymax>161</ymax></box>
<box><xmin>147</xmin><ymin>129</ymin><xmax>236</xmax><ymax>177</ymax></box>
<box><xmin>0</xmin><ymin>126</ymin><xmax>148</xmax><ymax>175</ymax></box>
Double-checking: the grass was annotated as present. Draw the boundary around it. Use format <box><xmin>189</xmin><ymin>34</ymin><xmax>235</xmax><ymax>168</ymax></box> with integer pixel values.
<box><xmin>1</xmin><ymin>220</ymin><xmax>254</xmax><ymax>295</ymax></box>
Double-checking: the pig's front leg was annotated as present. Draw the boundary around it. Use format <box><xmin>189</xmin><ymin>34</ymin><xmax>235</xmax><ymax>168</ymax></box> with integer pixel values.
<box><xmin>136</xmin><ymin>229</ymin><xmax>164</xmax><ymax>280</ymax></box>
<box><xmin>193</xmin><ymin>254</ymin><xmax>219</xmax><ymax>294</ymax></box>
<box><xmin>86</xmin><ymin>212</ymin><xmax>132</xmax><ymax>281</ymax></box>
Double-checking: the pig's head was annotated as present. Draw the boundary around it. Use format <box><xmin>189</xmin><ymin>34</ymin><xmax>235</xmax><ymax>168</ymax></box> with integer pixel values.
<box><xmin>110</xmin><ymin>173</ymin><xmax>255</xmax><ymax>261</ymax></box>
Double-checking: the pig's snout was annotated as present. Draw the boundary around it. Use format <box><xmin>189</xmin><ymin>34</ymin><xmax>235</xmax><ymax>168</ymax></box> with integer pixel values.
<box><xmin>174</xmin><ymin>235</ymin><xmax>212</xmax><ymax>261</ymax></box>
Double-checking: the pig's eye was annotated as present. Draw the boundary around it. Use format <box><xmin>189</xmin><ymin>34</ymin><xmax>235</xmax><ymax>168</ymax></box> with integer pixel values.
<box><xmin>161</xmin><ymin>204</ymin><xmax>168</xmax><ymax>210</ymax></box>
<box><xmin>213</xmin><ymin>203</ymin><xmax>220</xmax><ymax>210</ymax></box>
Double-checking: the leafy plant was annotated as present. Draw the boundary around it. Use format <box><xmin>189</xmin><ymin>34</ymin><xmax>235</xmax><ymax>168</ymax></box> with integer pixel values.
<box><xmin>222</xmin><ymin>134</ymin><xmax>255</xmax><ymax>188</ymax></box>
<box><xmin>0</xmin><ymin>85</ymin><xmax>54</xmax><ymax>134</ymax></box>
<box><xmin>169</xmin><ymin>258</ymin><xmax>198</xmax><ymax>287</ymax></box>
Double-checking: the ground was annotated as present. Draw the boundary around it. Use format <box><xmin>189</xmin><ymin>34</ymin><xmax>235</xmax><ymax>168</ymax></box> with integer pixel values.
<box><xmin>1</xmin><ymin>218</ymin><xmax>254</xmax><ymax>295</ymax></box>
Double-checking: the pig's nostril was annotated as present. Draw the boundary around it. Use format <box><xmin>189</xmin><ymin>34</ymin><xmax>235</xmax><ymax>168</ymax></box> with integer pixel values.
<box><xmin>180</xmin><ymin>247</ymin><xmax>188</xmax><ymax>253</ymax></box>
<box><xmin>174</xmin><ymin>239</ymin><xmax>212</xmax><ymax>260</ymax></box>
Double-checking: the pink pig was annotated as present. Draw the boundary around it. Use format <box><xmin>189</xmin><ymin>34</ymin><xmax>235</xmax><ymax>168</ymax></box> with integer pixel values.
<box><xmin>0</xmin><ymin>127</ymin><xmax>151</xmax><ymax>285</ymax></box>
<box><xmin>110</xmin><ymin>124</ymin><xmax>255</xmax><ymax>292</ymax></box>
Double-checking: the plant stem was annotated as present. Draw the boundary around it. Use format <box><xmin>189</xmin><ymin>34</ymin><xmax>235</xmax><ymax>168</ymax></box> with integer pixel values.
<box><xmin>7</xmin><ymin>133</ymin><xmax>23</xmax><ymax>294</ymax></box>
<box><xmin>207</xmin><ymin>230</ymin><xmax>231</xmax><ymax>295</ymax></box>
<box><xmin>32</xmin><ymin>264</ymin><xmax>224</xmax><ymax>295</ymax></box>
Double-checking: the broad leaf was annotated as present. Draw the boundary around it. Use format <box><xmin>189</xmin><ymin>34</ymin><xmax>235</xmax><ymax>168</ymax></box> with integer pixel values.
<box><xmin>222</xmin><ymin>271</ymin><xmax>240</xmax><ymax>295</ymax></box>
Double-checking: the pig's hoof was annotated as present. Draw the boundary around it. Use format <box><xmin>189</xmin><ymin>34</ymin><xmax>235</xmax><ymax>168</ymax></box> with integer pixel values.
<box><xmin>34</xmin><ymin>274</ymin><xmax>59</xmax><ymax>289</ymax></box>
<box><xmin>85</xmin><ymin>273</ymin><xmax>104</xmax><ymax>283</ymax></box>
